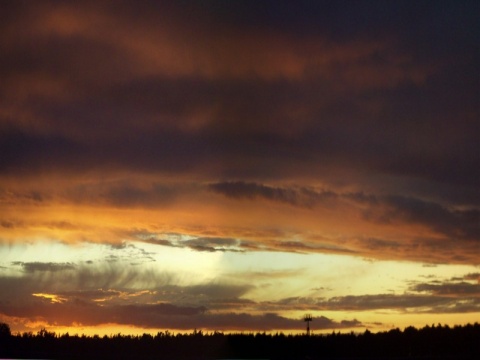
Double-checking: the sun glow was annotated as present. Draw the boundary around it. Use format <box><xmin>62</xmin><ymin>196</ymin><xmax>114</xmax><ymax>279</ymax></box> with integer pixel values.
<box><xmin>32</xmin><ymin>293</ymin><xmax>67</xmax><ymax>304</ymax></box>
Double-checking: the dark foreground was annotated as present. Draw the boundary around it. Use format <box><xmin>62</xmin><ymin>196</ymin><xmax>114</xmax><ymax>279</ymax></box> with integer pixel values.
<box><xmin>0</xmin><ymin>323</ymin><xmax>479</xmax><ymax>359</ymax></box>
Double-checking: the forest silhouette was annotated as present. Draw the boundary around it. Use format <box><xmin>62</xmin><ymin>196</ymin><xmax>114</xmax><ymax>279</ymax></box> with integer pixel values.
<box><xmin>0</xmin><ymin>322</ymin><xmax>479</xmax><ymax>359</ymax></box>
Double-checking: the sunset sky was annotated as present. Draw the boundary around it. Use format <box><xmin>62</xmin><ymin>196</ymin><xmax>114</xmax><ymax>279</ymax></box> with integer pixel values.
<box><xmin>0</xmin><ymin>0</ymin><xmax>479</xmax><ymax>335</ymax></box>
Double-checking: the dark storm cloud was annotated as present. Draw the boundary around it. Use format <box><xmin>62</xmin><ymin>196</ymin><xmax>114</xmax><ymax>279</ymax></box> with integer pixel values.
<box><xmin>0</xmin><ymin>261</ymin><xmax>253</xmax><ymax>308</ymax></box>
<box><xmin>357</xmin><ymin>237</ymin><xmax>401</xmax><ymax>252</ymax></box>
<box><xmin>324</xmin><ymin>295</ymin><xmax>480</xmax><ymax>314</ymax></box>
<box><xmin>66</xmin><ymin>181</ymin><xmax>181</xmax><ymax>208</ymax></box>
<box><xmin>0</xmin><ymin>301</ymin><xmax>207</xmax><ymax>327</ymax></box>
<box><xmin>136</xmin><ymin>230</ymin><xmax>357</xmax><ymax>256</ymax></box>
<box><xmin>160</xmin><ymin>0</ymin><xmax>478</xmax><ymax>56</ymax></box>
<box><xmin>0</xmin><ymin>263</ymin><xmax>176</xmax><ymax>300</ymax></box>
<box><xmin>12</xmin><ymin>261</ymin><xmax>76</xmax><ymax>273</ymax></box>
<box><xmin>137</xmin><ymin>233</ymin><xmax>244</xmax><ymax>253</ymax></box>
<box><xmin>0</xmin><ymin>0</ymin><xmax>477</xmax><ymax>198</ymax></box>
<box><xmin>183</xmin><ymin>237</ymin><xmax>242</xmax><ymax>253</ymax></box>
<box><xmin>463</xmin><ymin>273</ymin><xmax>480</xmax><ymax>282</ymax></box>
<box><xmin>270</xmin><ymin>293</ymin><xmax>480</xmax><ymax>314</ymax></box>
<box><xmin>0</xmin><ymin>260</ymin><xmax>361</xmax><ymax>330</ymax></box>
<box><xmin>353</xmin><ymin>235</ymin><xmax>480</xmax><ymax>264</ymax></box>
<box><xmin>357</xmin><ymin>194</ymin><xmax>480</xmax><ymax>241</ymax></box>
<box><xmin>273</xmin><ymin>240</ymin><xmax>356</xmax><ymax>255</ymax></box>
<box><xmin>8</xmin><ymin>68</ymin><xmax>477</xmax><ymax>186</ymax></box>
<box><xmin>209</xmin><ymin>181</ymin><xmax>336</xmax><ymax>208</ymax></box>
<box><xmin>0</xmin><ymin>262</ymin><xmax>362</xmax><ymax>330</ymax></box>
<box><xmin>0</xmin><ymin>188</ymin><xmax>46</xmax><ymax>205</ymax></box>
<box><xmin>412</xmin><ymin>282</ymin><xmax>480</xmax><ymax>296</ymax></box>
<box><xmin>340</xmin><ymin>319</ymin><xmax>362</xmax><ymax>327</ymax></box>
<box><xmin>410</xmin><ymin>281</ymin><xmax>480</xmax><ymax>296</ymax></box>
<box><xmin>273</xmin><ymin>272</ymin><xmax>480</xmax><ymax>314</ymax></box>
<box><xmin>105</xmin><ymin>243</ymin><xmax>156</xmax><ymax>265</ymax></box>
<box><xmin>210</xmin><ymin>182</ymin><xmax>480</xmax><ymax>242</ymax></box>
<box><xmin>0</xmin><ymin>221</ymin><xmax>15</xmax><ymax>229</ymax></box>
<box><xmin>0</xmin><ymin>296</ymin><xmax>362</xmax><ymax>330</ymax></box>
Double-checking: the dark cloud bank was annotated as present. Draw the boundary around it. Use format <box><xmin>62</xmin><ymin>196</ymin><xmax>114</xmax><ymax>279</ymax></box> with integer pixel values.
<box><xmin>1</xmin><ymin>1</ymin><xmax>478</xmax><ymax>255</ymax></box>
<box><xmin>209</xmin><ymin>181</ymin><xmax>480</xmax><ymax>241</ymax></box>
<box><xmin>0</xmin><ymin>1</ymin><xmax>478</xmax><ymax>194</ymax></box>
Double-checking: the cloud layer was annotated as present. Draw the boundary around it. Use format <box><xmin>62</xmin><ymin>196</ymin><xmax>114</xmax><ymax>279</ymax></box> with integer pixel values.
<box><xmin>1</xmin><ymin>259</ymin><xmax>478</xmax><ymax>332</ymax></box>
<box><xmin>0</xmin><ymin>0</ymin><xmax>478</xmax><ymax>334</ymax></box>
<box><xmin>1</xmin><ymin>1</ymin><xmax>478</xmax><ymax>186</ymax></box>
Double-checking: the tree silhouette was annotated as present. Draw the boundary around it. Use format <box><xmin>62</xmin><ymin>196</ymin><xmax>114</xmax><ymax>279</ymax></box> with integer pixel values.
<box><xmin>0</xmin><ymin>322</ymin><xmax>11</xmax><ymax>339</ymax></box>
<box><xmin>0</xmin><ymin>322</ymin><xmax>478</xmax><ymax>359</ymax></box>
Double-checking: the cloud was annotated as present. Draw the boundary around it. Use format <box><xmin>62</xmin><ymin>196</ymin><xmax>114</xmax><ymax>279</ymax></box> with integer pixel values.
<box><xmin>137</xmin><ymin>233</ymin><xmax>244</xmax><ymax>253</ymax></box>
<box><xmin>0</xmin><ymin>301</ymin><xmax>207</xmax><ymax>328</ymax></box>
<box><xmin>317</xmin><ymin>294</ymin><xmax>451</xmax><ymax>311</ymax></box>
<box><xmin>135</xmin><ymin>229</ymin><xmax>358</xmax><ymax>256</ymax></box>
<box><xmin>463</xmin><ymin>273</ymin><xmax>480</xmax><ymax>283</ymax></box>
<box><xmin>209</xmin><ymin>181</ymin><xmax>336</xmax><ymax>208</ymax></box>
<box><xmin>1</xmin><ymin>0</ymin><xmax>477</xmax><ymax>190</ymax></box>
<box><xmin>1</xmin><ymin>221</ymin><xmax>17</xmax><ymax>229</ymax></box>
<box><xmin>12</xmin><ymin>262</ymin><xmax>76</xmax><ymax>273</ymax></box>
<box><xmin>267</xmin><ymin>287</ymin><xmax>480</xmax><ymax>314</ymax></box>
<box><xmin>207</xmin><ymin>183</ymin><xmax>479</xmax><ymax>261</ymax></box>
<box><xmin>351</xmin><ymin>192</ymin><xmax>480</xmax><ymax>242</ymax></box>
<box><xmin>66</xmin><ymin>181</ymin><xmax>181</xmax><ymax>208</ymax></box>
<box><xmin>0</xmin><ymin>0</ymin><xmax>479</xmax><ymax>334</ymax></box>
<box><xmin>182</xmin><ymin>237</ymin><xmax>242</xmax><ymax>253</ymax></box>
<box><xmin>230</xmin><ymin>269</ymin><xmax>304</xmax><ymax>280</ymax></box>
<box><xmin>412</xmin><ymin>282</ymin><xmax>480</xmax><ymax>296</ymax></box>
<box><xmin>209</xmin><ymin>182</ymin><xmax>479</xmax><ymax>241</ymax></box>
<box><xmin>409</xmin><ymin>280</ymin><xmax>480</xmax><ymax>297</ymax></box>
<box><xmin>1</xmin><ymin>180</ymin><xmax>478</xmax><ymax>264</ymax></box>
<box><xmin>368</xmin><ymin>195</ymin><xmax>480</xmax><ymax>241</ymax></box>
<box><xmin>340</xmin><ymin>319</ymin><xmax>362</xmax><ymax>327</ymax></box>
<box><xmin>0</xmin><ymin>297</ymin><xmax>362</xmax><ymax>331</ymax></box>
<box><xmin>0</xmin><ymin>263</ymin><xmax>177</xmax><ymax>302</ymax></box>
<box><xmin>0</xmin><ymin>258</ymin><xmax>254</xmax><ymax>308</ymax></box>
<box><xmin>0</xmin><ymin>258</ymin><xmax>362</xmax><ymax>331</ymax></box>
<box><xmin>177</xmin><ymin>284</ymin><xmax>254</xmax><ymax>302</ymax></box>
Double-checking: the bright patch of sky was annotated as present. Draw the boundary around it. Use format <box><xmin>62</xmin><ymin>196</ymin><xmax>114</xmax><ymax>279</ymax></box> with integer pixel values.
<box><xmin>1</xmin><ymin>239</ymin><xmax>477</xmax><ymax>302</ymax></box>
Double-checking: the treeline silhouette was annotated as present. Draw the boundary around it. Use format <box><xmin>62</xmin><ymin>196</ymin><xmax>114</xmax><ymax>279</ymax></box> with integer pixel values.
<box><xmin>1</xmin><ymin>322</ymin><xmax>479</xmax><ymax>359</ymax></box>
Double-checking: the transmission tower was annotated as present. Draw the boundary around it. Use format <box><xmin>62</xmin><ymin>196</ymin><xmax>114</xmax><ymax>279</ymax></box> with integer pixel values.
<box><xmin>304</xmin><ymin>314</ymin><xmax>313</xmax><ymax>335</ymax></box>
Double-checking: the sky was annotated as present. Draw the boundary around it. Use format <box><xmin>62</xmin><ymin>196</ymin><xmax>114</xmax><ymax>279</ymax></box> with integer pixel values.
<box><xmin>0</xmin><ymin>0</ymin><xmax>479</xmax><ymax>335</ymax></box>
